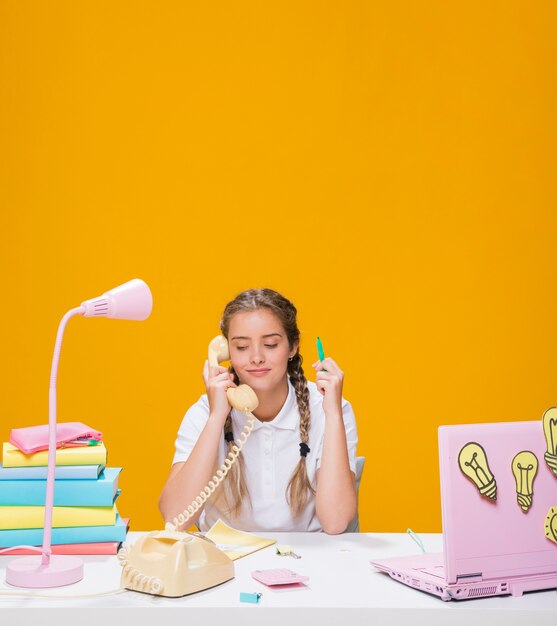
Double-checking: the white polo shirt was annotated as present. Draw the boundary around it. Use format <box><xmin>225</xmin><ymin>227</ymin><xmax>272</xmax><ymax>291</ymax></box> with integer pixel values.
<box><xmin>172</xmin><ymin>378</ymin><xmax>358</xmax><ymax>532</ymax></box>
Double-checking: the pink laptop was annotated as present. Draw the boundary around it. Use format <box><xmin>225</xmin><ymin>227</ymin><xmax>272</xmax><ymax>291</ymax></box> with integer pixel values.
<box><xmin>372</xmin><ymin>419</ymin><xmax>557</xmax><ymax>600</ymax></box>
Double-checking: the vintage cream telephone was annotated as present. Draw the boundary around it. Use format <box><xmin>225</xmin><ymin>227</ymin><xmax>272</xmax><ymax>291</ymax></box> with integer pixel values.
<box><xmin>118</xmin><ymin>336</ymin><xmax>259</xmax><ymax>597</ymax></box>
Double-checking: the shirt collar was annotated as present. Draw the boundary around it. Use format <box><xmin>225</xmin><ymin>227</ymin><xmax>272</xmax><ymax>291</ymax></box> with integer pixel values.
<box><xmin>232</xmin><ymin>377</ymin><xmax>299</xmax><ymax>431</ymax></box>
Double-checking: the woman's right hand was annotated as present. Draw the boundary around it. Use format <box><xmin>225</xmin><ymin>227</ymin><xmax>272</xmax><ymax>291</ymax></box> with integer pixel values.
<box><xmin>203</xmin><ymin>360</ymin><xmax>236</xmax><ymax>422</ymax></box>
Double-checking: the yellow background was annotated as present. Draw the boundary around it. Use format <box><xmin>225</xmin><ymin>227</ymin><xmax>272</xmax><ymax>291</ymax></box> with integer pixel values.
<box><xmin>1</xmin><ymin>1</ymin><xmax>556</xmax><ymax>533</ymax></box>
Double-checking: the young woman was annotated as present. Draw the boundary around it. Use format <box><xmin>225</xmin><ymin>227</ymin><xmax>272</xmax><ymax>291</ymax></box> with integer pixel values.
<box><xmin>159</xmin><ymin>288</ymin><xmax>358</xmax><ymax>534</ymax></box>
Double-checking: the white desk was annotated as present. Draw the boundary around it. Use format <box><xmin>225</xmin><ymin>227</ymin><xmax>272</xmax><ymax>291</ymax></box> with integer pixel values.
<box><xmin>1</xmin><ymin>532</ymin><xmax>556</xmax><ymax>625</ymax></box>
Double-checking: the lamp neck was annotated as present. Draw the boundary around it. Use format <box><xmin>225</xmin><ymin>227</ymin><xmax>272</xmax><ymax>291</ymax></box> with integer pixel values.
<box><xmin>49</xmin><ymin>307</ymin><xmax>85</xmax><ymax>390</ymax></box>
<box><xmin>43</xmin><ymin>306</ymin><xmax>85</xmax><ymax>564</ymax></box>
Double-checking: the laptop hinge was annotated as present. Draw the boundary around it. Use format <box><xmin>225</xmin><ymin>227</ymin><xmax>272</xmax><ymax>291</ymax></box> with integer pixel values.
<box><xmin>456</xmin><ymin>572</ymin><xmax>483</xmax><ymax>582</ymax></box>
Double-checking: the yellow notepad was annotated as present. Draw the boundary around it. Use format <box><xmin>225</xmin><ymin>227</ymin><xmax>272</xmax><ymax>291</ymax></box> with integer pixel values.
<box><xmin>2</xmin><ymin>442</ymin><xmax>107</xmax><ymax>468</ymax></box>
<box><xmin>0</xmin><ymin>503</ymin><xmax>117</xmax><ymax>530</ymax></box>
<box><xmin>205</xmin><ymin>519</ymin><xmax>276</xmax><ymax>560</ymax></box>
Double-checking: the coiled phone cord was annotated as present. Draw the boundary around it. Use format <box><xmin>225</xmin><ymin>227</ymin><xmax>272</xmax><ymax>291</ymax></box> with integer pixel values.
<box><xmin>117</xmin><ymin>544</ymin><xmax>164</xmax><ymax>595</ymax></box>
<box><xmin>117</xmin><ymin>410</ymin><xmax>255</xmax><ymax>594</ymax></box>
<box><xmin>166</xmin><ymin>411</ymin><xmax>256</xmax><ymax>531</ymax></box>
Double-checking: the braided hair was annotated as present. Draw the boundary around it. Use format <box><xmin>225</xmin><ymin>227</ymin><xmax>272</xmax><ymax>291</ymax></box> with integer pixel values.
<box><xmin>285</xmin><ymin>352</ymin><xmax>316</xmax><ymax>515</ymax></box>
<box><xmin>219</xmin><ymin>288</ymin><xmax>314</xmax><ymax>518</ymax></box>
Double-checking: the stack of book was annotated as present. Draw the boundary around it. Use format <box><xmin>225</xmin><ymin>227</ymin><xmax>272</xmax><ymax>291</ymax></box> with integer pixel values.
<box><xmin>0</xmin><ymin>439</ymin><xmax>129</xmax><ymax>554</ymax></box>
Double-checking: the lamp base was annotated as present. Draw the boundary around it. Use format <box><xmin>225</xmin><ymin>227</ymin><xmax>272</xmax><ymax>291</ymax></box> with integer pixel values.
<box><xmin>6</xmin><ymin>555</ymin><xmax>83</xmax><ymax>588</ymax></box>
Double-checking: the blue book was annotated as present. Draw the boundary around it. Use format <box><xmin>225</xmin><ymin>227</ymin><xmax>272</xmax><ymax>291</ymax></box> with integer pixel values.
<box><xmin>0</xmin><ymin>513</ymin><xmax>128</xmax><ymax>548</ymax></box>
<box><xmin>0</xmin><ymin>468</ymin><xmax>122</xmax><ymax>506</ymax></box>
<box><xmin>0</xmin><ymin>463</ymin><xmax>105</xmax><ymax>480</ymax></box>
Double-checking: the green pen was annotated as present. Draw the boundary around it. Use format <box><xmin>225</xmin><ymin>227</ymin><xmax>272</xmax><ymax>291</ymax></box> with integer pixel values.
<box><xmin>317</xmin><ymin>336</ymin><xmax>325</xmax><ymax>362</ymax></box>
<box><xmin>317</xmin><ymin>336</ymin><xmax>328</xmax><ymax>371</ymax></box>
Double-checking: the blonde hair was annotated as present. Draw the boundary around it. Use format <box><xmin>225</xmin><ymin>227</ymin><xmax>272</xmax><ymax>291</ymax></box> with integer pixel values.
<box><xmin>219</xmin><ymin>288</ymin><xmax>315</xmax><ymax>518</ymax></box>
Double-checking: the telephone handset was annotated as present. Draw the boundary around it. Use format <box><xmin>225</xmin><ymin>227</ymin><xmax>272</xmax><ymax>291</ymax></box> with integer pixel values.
<box><xmin>118</xmin><ymin>336</ymin><xmax>259</xmax><ymax>597</ymax></box>
<box><xmin>207</xmin><ymin>335</ymin><xmax>259</xmax><ymax>413</ymax></box>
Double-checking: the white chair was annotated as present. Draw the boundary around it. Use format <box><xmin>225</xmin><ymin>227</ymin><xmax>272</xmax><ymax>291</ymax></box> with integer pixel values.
<box><xmin>345</xmin><ymin>456</ymin><xmax>365</xmax><ymax>532</ymax></box>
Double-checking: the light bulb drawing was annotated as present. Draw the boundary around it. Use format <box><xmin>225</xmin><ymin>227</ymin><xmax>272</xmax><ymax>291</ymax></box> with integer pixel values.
<box><xmin>545</xmin><ymin>507</ymin><xmax>557</xmax><ymax>545</ymax></box>
<box><xmin>458</xmin><ymin>442</ymin><xmax>497</xmax><ymax>500</ymax></box>
<box><xmin>511</xmin><ymin>451</ymin><xmax>538</xmax><ymax>513</ymax></box>
<box><xmin>542</xmin><ymin>407</ymin><xmax>557</xmax><ymax>478</ymax></box>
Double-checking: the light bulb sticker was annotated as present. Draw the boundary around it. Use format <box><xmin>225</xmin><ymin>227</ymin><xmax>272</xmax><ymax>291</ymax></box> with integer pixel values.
<box><xmin>458</xmin><ymin>442</ymin><xmax>497</xmax><ymax>501</ymax></box>
<box><xmin>511</xmin><ymin>451</ymin><xmax>538</xmax><ymax>513</ymax></box>
<box><xmin>545</xmin><ymin>507</ymin><xmax>557</xmax><ymax>545</ymax></box>
<box><xmin>542</xmin><ymin>407</ymin><xmax>557</xmax><ymax>478</ymax></box>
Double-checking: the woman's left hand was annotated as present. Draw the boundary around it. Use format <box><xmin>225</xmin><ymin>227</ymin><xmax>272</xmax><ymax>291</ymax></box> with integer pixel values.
<box><xmin>312</xmin><ymin>357</ymin><xmax>344</xmax><ymax>415</ymax></box>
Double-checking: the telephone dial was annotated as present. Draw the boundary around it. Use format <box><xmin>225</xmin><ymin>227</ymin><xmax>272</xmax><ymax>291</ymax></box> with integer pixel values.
<box><xmin>118</xmin><ymin>336</ymin><xmax>259</xmax><ymax>597</ymax></box>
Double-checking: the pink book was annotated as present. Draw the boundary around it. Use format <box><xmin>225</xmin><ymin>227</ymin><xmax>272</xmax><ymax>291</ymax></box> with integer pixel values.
<box><xmin>7</xmin><ymin>541</ymin><xmax>121</xmax><ymax>555</ymax></box>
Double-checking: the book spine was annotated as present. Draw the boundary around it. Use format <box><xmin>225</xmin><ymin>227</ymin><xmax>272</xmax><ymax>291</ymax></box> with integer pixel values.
<box><xmin>0</xmin><ymin>464</ymin><xmax>104</xmax><ymax>480</ymax></box>
<box><xmin>0</xmin><ymin>504</ymin><xmax>117</xmax><ymax>530</ymax></box>
<box><xmin>5</xmin><ymin>542</ymin><xmax>121</xmax><ymax>555</ymax></box>
<box><xmin>0</xmin><ymin>468</ymin><xmax>120</xmax><ymax>506</ymax></box>
<box><xmin>2</xmin><ymin>443</ymin><xmax>107</xmax><ymax>468</ymax></box>
<box><xmin>0</xmin><ymin>515</ymin><xmax>128</xmax><ymax>547</ymax></box>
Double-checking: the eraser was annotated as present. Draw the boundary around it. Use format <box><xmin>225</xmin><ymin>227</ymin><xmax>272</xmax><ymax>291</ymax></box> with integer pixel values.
<box><xmin>240</xmin><ymin>591</ymin><xmax>262</xmax><ymax>603</ymax></box>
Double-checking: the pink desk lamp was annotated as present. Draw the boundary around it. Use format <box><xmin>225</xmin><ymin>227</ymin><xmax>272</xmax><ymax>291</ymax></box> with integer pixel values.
<box><xmin>6</xmin><ymin>279</ymin><xmax>153</xmax><ymax>588</ymax></box>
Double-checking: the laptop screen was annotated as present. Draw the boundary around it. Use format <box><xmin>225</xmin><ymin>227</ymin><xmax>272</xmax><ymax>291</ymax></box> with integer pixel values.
<box><xmin>439</xmin><ymin>420</ymin><xmax>557</xmax><ymax>584</ymax></box>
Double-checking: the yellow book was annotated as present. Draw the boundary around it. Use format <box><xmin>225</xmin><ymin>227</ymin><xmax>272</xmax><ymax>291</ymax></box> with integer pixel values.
<box><xmin>0</xmin><ymin>503</ymin><xmax>117</xmax><ymax>530</ymax></box>
<box><xmin>2</xmin><ymin>442</ymin><xmax>107</xmax><ymax>468</ymax></box>
<box><xmin>205</xmin><ymin>519</ymin><xmax>276</xmax><ymax>560</ymax></box>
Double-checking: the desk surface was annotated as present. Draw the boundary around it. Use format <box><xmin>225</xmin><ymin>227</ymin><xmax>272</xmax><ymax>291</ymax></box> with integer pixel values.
<box><xmin>1</xmin><ymin>532</ymin><xmax>556</xmax><ymax>626</ymax></box>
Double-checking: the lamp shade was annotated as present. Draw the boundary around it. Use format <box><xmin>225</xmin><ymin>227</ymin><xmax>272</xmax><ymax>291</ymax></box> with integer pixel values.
<box><xmin>80</xmin><ymin>279</ymin><xmax>153</xmax><ymax>320</ymax></box>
